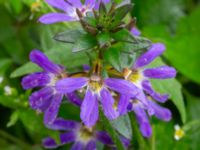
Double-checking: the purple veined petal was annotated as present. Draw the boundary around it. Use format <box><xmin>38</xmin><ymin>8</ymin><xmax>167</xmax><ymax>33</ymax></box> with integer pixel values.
<box><xmin>56</xmin><ymin>77</ymin><xmax>88</xmax><ymax>94</ymax></box>
<box><xmin>21</xmin><ymin>72</ymin><xmax>50</xmax><ymax>90</ymax></box>
<box><xmin>134</xmin><ymin>43</ymin><xmax>166</xmax><ymax>68</ymax></box>
<box><xmin>135</xmin><ymin>90</ymin><xmax>149</xmax><ymax>106</ymax></box>
<box><xmin>118</xmin><ymin>95</ymin><xmax>130</xmax><ymax>115</ymax></box>
<box><xmin>149</xmin><ymin>100</ymin><xmax>172</xmax><ymax>121</ymax></box>
<box><xmin>45</xmin><ymin>0</ymin><xmax>71</xmax><ymax>12</ymax></box>
<box><xmin>85</xmin><ymin>140</ymin><xmax>97</xmax><ymax>150</ymax></box>
<box><xmin>80</xmin><ymin>89</ymin><xmax>99</xmax><ymax>127</ymax></box>
<box><xmin>44</xmin><ymin>94</ymin><xmax>63</xmax><ymax>125</ymax></box>
<box><xmin>29</xmin><ymin>87</ymin><xmax>53</xmax><ymax>110</ymax></box>
<box><xmin>85</xmin><ymin>0</ymin><xmax>96</xmax><ymax>8</ymax></box>
<box><xmin>143</xmin><ymin>66</ymin><xmax>177</xmax><ymax>79</ymax></box>
<box><xmin>68</xmin><ymin>0</ymin><xmax>82</xmax><ymax>8</ymax></box>
<box><xmin>39</xmin><ymin>13</ymin><xmax>76</xmax><ymax>24</ymax></box>
<box><xmin>66</xmin><ymin>92</ymin><xmax>82</xmax><ymax>107</ymax></box>
<box><xmin>120</xmin><ymin>136</ymin><xmax>130</xmax><ymax>148</ymax></box>
<box><xmin>142</xmin><ymin>80</ymin><xmax>169</xmax><ymax>103</ymax></box>
<box><xmin>105</xmin><ymin>78</ymin><xmax>139</xmax><ymax>97</ymax></box>
<box><xmin>71</xmin><ymin>142</ymin><xmax>84</xmax><ymax>150</ymax></box>
<box><xmin>29</xmin><ymin>50</ymin><xmax>63</xmax><ymax>74</ymax></box>
<box><xmin>60</xmin><ymin>131</ymin><xmax>76</xmax><ymax>145</ymax></box>
<box><xmin>96</xmin><ymin>131</ymin><xmax>113</xmax><ymax>145</ymax></box>
<box><xmin>132</xmin><ymin>102</ymin><xmax>152</xmax><ymax>138</ymax></box>
<box><xmin>131</xmin><ymin>27</ymin><xmax>141</xmax><ymax>36</ymax></box>
<box><xmin>42</xmin><ymin>137</ymin><xmax>58</xmax><ymax>149</ymax></box>
<box><xmin>100</xmin><ymin>88</ymin><xmax>119</xmax><ymax>120</ymax></box>
<box><xmin>46</xmin><ymin>118</ymin><xmax>79</xmax><ymax>131</ymax></box>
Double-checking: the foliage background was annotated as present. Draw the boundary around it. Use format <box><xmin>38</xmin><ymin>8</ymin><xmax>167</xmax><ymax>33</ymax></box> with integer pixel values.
<box><xmin>0</xmin><ymin>0</ymin><xmax>200</xmax><ymax>149</ymax></box>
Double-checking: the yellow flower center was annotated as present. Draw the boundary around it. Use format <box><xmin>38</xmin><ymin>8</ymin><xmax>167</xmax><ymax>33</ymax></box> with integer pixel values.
<box><xmin>89</xmin><ymin>75</ymin><xmax>102</xmax><ymax>93</ymax></box>
<box><xmin>175</xmin><ymin>129</ymin><xmax>185</xmax><ymax>140</ymax></box>
<box><xmin>78</xmin><ymin>126</ymin><xmax>94</xmax><ymax>143</ymax></box>
<box><xmin>123</xmin><ymin>68</ymin><xmax>142</xmax><ymax>84</ymax></box>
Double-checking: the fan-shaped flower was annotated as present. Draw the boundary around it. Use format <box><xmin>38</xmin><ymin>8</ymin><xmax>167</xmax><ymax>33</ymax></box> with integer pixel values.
<box><xmin>56</xmin><ymin>66</ymin><xmax>139</xmax><ymax>127</ymax></box>
<box><xmin>21</xmin><ymin>50</ymin><xmax>82</xmax><ymax>124</ymax></box>
<box><xmin>43</xmin><ymin>118</ymin><xmax>129</xmax><ymax>149</ymax></box>
<box><xmin>39</xmin><ymin>0</ymin><xmax>99</xmax><ymax>24</ymax></box>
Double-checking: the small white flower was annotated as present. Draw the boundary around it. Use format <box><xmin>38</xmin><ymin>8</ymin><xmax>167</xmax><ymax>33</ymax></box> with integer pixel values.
<box><xmin>174</xmin><ymin>124</ymin><xmax>185</xmax><ymax>141</ymax></box>
<box><xmin>0</xmin><ymin>76</ymin><xmax>4</xmax><ymax>84</ymax></box>
<box><xmin>4</xmin><ymin>85</ymin><xmax>12</xmax><ymax>95</ymax></box>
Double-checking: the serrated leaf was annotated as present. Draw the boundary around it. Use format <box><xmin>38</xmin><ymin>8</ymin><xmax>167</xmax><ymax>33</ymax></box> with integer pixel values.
<box><xmin>111</xmin><ymin>115</ymin><xmax>132</xmax><ymax>139</ymax></box>
<box><xmin>148</xmin><ymin>58</ymin><xmax>186</xmax><ymax>123</ymax></box>
<box><xmin>72</xmin><ymin>33</ymin><xmax>97</xmax><ymax>52</ymax></box>
<box><xmin>54</xmin><ymin>30</ymin><xmax>84</xmax><ymax>43</ymax></box>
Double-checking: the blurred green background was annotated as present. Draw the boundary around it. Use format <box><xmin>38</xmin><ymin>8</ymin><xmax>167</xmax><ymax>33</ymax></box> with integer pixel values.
<box><xmin>0</xmin><ymin>0</ymin><xmax>200</xmax><ymax>149</ymax></box>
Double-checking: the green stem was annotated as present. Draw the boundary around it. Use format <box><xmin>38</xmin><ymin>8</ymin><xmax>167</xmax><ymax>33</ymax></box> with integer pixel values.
<box><xmin>129</xmin><ymin>113</ymin><xmax>148</xmax><ymax>150</ymax></box>
<box><xmin>150</xmin><ymin>125</ymin><xmax>155</xmax><ymax>150</ymax></box>
<box><xmin>0</xmin><ymin>129</ymin><xmax>31</xmax><ymax>149</ymax></box>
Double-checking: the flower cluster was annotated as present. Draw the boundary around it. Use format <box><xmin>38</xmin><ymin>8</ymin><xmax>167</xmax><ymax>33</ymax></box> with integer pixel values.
<box><xmin>21</xmin><ymin>0</ymin><xmax>177</xmax><ymax>149</ymax></box>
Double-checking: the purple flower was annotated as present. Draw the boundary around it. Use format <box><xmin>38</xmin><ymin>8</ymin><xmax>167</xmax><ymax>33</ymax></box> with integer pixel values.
<box><xmin>43</xmin><ymin>118</ymin><xmax>129</xmax><ymax>149</ymax></box>
<box><xmin>21</xmin><ymin>50</ymin><xmax>82</xmax><ymax>124</ymax></box>
<box><xmin>39</xmin><ymin>0</ymin><xmax>99</xmax><ymax>24</ymax></box>
<box><xmin>131</xmin><ymin>27</ymin><xmax>141</xmax><ymax>36</ymax></box>
<box><xmin>122</xmin><ymin>43</ymin><xmax>176</xmax><ymax>137</ymax></box>
<box><xmin>56</xmin><ymin>74</ymin><xmax>139</xmax><ymax>127</ymax></box>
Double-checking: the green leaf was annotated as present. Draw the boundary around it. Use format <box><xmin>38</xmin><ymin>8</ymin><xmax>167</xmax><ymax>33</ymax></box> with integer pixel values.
<box><xmin>111</xmin><ymin>115</ymin><xmax>132</xmax><ymax>139</ymax></box>
<box><xmin>97</xmin><ymin>32</ymin><xmax>110</xmax><ymax>47</ymax></box>
<box><xmin>111</xmin><ymin>4</ymin><xmax>133</xmax><ymax>27</ymax></box>
<box><xmin>0</xmin><ymin>59</ymin><xmax>12</xmax><ymax>74</ymax></box>
<box><xmin>99</xmin><ymin>109</ymin><xmax>126</xmax><ymax>150</ymax></box>
<box><xmin>6</xmin><ymin>111</ymin><xmax>19</xmax><ymax>127</ymax></box>
<box><xmin>142</xmin><ymin>7</ymin><xmax>200</xmax><ymax>84</ymax></box>
<box><xmin>148</xmin><ymin>58</ymin><xmax>186</xmax><ymax>123</ymax></box>
<box><xmin>10</xmin><ymin>62</ymin><xmax>41</xmax><ymax>78</ymax></box>
<box><xmin>104</xmin><ymin>47</ymin><xmax>121</xmax><ymax>71</ymax></box>
<box><xmin>54</xmin><ymin>29</ymin><xmax>84</xmax><ymax>44</ymax></box>
<box><xmin>72</xmin><ymin>33</ymin><xmax>97</xmax><ymax>52</ymax></box>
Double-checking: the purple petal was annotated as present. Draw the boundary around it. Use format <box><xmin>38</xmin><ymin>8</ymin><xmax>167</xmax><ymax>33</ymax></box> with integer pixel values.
<box><xmin>118</xmin><ymin>95</ymin><xmax>130</xmax><ymax>115</ymax></box>
<box><xmin>29</xmin><ymin>87</ymin><xmax>53</xmax><ymax>110</ymax></box>
<box><xmin>21</xmin><ymin>72</ymin><xmax>50</xmax><ymax>90</ymax></box>
<box><xmin>143</xmin><ymin>66</ymin><xmax>177</xmax><ymax>79</ymax></box>
<box><xmin>85</xmin><ymin>0</ymin><xmax>96</xmax><ymax>8</ymax></box>
<box><xmin>68</xmin><ymin>0</ymin><xmax>82</xmax><ymax>8</ymax></box>
<box><xmin>149</xmin><ymin>100</ymin><xmax>172</xmax><ymax>121</ymax></box>
<box><xmin>60</xmin><ymin>131</ymin><xmax>76</xmax><ymax>145</ymax></box>
<box><xmin>85</xmin><ymin>140</ymin><xmax>96</xmax><ymax>150</ymax></box>
<box><xmin>135</xmin><ymin>90</ymin><xmax>149</xmax><ymax>106</ymax></box>
<box><xmin>80</xmin><ymin>90</ymin><xmax>99</xmax><ymax>127</ymax></box>
<box><xmin>44</xmin><ymin>94</ymin><xmax>63</xmax><ymax>125</ymax></box>
<box><xmin>134</xmin><ymin>43</ymin><xmax>166</xmax><ymax>68</ymax></box>
<box><xmin>142</xmin><ymin>80</ymin><xmax>169</xmax><ymax>103</ymax></box>
<box><xmin>56</xmin><ymin>77</ymin><xmax>88</xmax><ymax>94</ymax></box>
<box><xmin>100</xmin><ymin>88</ymin><xmax>119</xmax><ymax>120</ymax></box>
<box><xmin>96</xmin><ymin>131</ymin><xmax>113</xmax><ymax>145</ymax></box>
<box><xmin>83</xmin><ymin>64</ymin><xmax>90</xmax><ymax>72</ymax></box>
<box><xmin>45</xmin><ymin>0</ymin><xmax>71</xmax><ymax>12</ymax></box>
<box><xmin>132</xmin><ymin>102</ymin><xmax>152</xmax><ymax>138</ymax></box>
<box><xmin>71</xmin><ymin>142</ymin><xmax>84</xmax><ymax>150</ymax></box>
<box><xmin>29</xmin><ymin>50</ymin><xmax>63</xmax><ymax>74</ymax></box>
<box><xmin>39</xmin><ymin>13</ymin><xmax>75</xmax><ymax>24</ymax></box>
<box><xmin>131</xmin><ymin>27</ymin><xmax>141</xmax><ymax>36</ymax></box>
<box><xmin>120</xmin><ymin>136</ymin><xmax>130</xmax><ymax>148</ymax></box>
<box><xmin>43</xmin><ymin>137</ymin><xmax>58</xmax><ymax>149</ymax></box>
<box><xmin>46</xmin><ymin>118</ymin><xmax>79</xmax><ymax>131</ymax></box>
<box><xmin>66</xmin><ymin>92</ymin><xmax>82</xmax><ymax>107</ymax></box>
<box><xmin>105</xmin><ymin>78</ymin><xmax>139</xmax><ymax>97</ymax></box>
